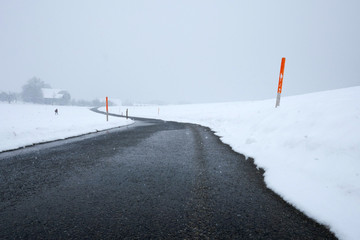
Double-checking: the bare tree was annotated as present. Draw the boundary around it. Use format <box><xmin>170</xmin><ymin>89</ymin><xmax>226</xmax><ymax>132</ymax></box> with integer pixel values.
<box><xmin>0</xmin><ymin>92</ymin><xmax>8</xmax><ymax>102</ymax></box>
<box><xmin>0</xmin><ymin>92</ymin><xmax>17</xmax><ymax>103</ymax></box>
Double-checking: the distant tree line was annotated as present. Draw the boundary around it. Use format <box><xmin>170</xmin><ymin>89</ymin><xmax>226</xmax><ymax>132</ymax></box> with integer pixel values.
<box><xmin>0</xmin><ymin>77</ymin><xmax>114</xmax><ymax>107</ymax></box>
<box><xmin>0</xmin><ymin>92</ymin><xmax>19</xmax><ymax>103</ymax></box>
<box><xmin>69</xmin><ymin>98</ymin><xmax>115</xmax><ymax>107</ymax></box>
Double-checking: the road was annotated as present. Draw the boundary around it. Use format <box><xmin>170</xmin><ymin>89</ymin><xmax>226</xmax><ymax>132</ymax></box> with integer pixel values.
<box><xmin>0</xmin><ymin>113</ymin><xmax>336</xmax><ymax>239</ymax></box>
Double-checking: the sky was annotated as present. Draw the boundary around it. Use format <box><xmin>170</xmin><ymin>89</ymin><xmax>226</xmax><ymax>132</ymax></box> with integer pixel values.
<box><xmin>1</xmin><ymin>0</ymin><xmax>360</xmax><ymax>104</ymax></box>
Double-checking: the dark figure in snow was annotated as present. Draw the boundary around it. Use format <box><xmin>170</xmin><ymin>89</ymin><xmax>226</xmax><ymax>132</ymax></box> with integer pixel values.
<box><xmin>55</xmin><ymin>109</ymin><xmax>58</xmax><ymax>115</ymax></box>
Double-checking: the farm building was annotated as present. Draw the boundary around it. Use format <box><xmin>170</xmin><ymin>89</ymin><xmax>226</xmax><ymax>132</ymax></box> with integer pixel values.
<box><xmin>41</xmin><ymin>88</ymin><xmax>70</xmax><ymax>105</ymax></box>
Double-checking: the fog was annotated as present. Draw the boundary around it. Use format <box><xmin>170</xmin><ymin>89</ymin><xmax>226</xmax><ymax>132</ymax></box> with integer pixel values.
<box><xmin>1</xmin><ymin>0</ymin><xmax>359</xmax><ymax>104</ymax></box>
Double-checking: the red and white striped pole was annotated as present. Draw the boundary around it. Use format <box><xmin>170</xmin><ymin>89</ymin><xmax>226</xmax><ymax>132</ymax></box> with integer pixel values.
<box><xmin>275</xmin><ymin>57</ymin><xmax>286</xmax><ymax>108</ymax></box>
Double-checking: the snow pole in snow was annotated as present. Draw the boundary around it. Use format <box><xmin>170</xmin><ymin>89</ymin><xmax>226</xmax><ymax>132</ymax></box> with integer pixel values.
<box><xmin>275</xmin><ymin>57</ymin><xmax>286</xmax><ymax>108</ymax></box>
<box><xmin>106</xmin><ymin>97</ymin><xmax>109</xmax><ymax>121</ymax></box>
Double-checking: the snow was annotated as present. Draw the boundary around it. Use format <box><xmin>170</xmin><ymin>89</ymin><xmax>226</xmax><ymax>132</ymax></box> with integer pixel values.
<box><xmin>0</xmin><ymin>103</ymin><xmax>133</xmax><ymax>152</ymax></box>
<box><xmin>1</xmin><ymin>87</ymin><xmax>359</xmax><ymax>240</ymax></box>
<box><xmin>106</xmin><ymin>86</ymin><xmax>360</xmax><ymax>240</ymax></box>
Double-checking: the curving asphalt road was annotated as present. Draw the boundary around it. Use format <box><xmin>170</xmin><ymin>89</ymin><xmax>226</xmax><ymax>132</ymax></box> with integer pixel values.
<box><xmin>0</xmin><ymin>112</ymin><xmax>336</xmax><ymax>239</ymax></box>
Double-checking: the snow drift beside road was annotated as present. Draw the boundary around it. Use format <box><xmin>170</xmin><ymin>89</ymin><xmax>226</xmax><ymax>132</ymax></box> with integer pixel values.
<box><xmin>0</xmin><ymin>104</ymin><xmax>133</xmax><ymax>152</ymax></box>
<box><xmin>1</xmin><ymin>87</ymin><xmax>359</xmax><ymax>240</ymax></box>
<box><xmin>109</xmin><ymin>86</ymin><xmax>360</xmax><ymax>240</ymax></box>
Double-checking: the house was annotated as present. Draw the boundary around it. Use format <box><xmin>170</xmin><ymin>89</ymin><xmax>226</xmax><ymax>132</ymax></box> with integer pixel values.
<box><xmin>41</xmin><ymin>88</ymin><xmax>66</xmax><ymax>105</ymax></box>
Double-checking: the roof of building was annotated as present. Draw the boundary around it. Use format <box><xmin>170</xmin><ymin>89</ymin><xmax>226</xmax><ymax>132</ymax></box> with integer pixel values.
<box><xmin>41</xmin><ymin>88</ymin><xmax>64</xmax><ymax>99</ymax></box>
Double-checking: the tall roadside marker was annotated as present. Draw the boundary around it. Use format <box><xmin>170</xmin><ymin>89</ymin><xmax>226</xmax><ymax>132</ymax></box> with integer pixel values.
<box><xmin>106</xmin><ymin>97</ymin><xmax>109</xmax><ymax>121</ymax></box>
<box><xmin>275</xmin><ymin>57</ymin><xmax>286</xmax><ymax>108</ymax></box>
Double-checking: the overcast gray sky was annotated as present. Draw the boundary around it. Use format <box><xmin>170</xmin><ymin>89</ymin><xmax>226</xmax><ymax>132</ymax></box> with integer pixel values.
<box><xmin>1</xmin><ymin>0</ymin><xmax>359</xmax><ymax>103</ymax></box>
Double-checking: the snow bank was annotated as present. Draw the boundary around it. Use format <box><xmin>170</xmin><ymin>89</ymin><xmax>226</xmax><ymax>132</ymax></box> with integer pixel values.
<box><xmin>0</xmin><ymin>103</ymin><xmax>133</xmax><ymax>152</ymax></box>
<box><xmin>1</xmin><ymin>87</ymin><xmax>359</xmax><ymax>239</ymax></box>
<box><xmin>112</xmin><ymin>86</ymin><xmax>360</xmax><ymax>240</ymax></box>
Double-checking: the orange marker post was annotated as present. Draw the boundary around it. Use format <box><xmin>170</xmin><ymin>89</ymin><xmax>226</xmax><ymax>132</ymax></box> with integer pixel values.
<box><xmin>106</xmin><ymin>97</ymin><xmax>109</xmax><ymax>121</ymax></box>
<box><xmin>275</xmin><ymin>58</ymin><xmax>286</xmax><ymax>107</ymax></box>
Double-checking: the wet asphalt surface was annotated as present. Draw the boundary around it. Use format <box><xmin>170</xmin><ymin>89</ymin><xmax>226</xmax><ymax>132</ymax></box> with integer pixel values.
<box><xmin>0</xmin><ymin>113</ymin><xmax>337</xmax><ymax>239</ymax></box>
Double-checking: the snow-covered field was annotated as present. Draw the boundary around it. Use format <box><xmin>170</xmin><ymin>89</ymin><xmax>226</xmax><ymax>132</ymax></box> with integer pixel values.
<box><xmin>1</xmin><ymin>87</ymin><xmax>359</xmax><ymax>240</ymax></box>
<box><xmin>106</xmin><ymin>86</ymin><xmax>360</xmax><ymax>240</ymax></box>
<box><xmin>0</xmin><ymin>103</ymin><xmax>133</xmax><ymax>152</ymax></box>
